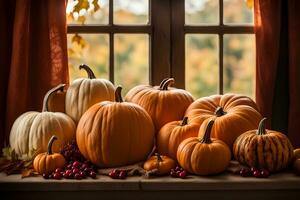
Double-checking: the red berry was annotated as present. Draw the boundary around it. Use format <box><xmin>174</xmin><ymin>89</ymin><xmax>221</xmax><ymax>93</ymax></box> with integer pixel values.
<box><xmin>53</xmin><ymin>172</ymin><xmax>61</xmax><ymax>180</ymax></box>
<box><xmin>55</xmin><ymin>168</ymin><xmax>62</xmax><ymax>173</ymax></box>
<box><xmin>239</xmin><ymin>168</ymin><xmax>251</xmax><ymax>177</ymax></box>
<box><xmin>65</xmin><ymin>169</ymin><xmax>72</xmax><ymax>175</ymax></box>
<box><xmin>253</xmin><ymin>170</ymin><xmax>262</xmax><ymax>178</ymax></box>
<box><xmin>179</xmin><ymin>170</ymin><xmax>187</xmax><ymax>178</ymax></box>
<box><xmin>260</xmin><ymin>169</ymin><xmax>270</xmax><ymax>178</ymax></box>
<box><xmin>72</xmin><ymin>168</ymin><xmax>79</xmax><ymax>174</ymax></box>
<box><xmin>119</xmin><ymin>171</ymin><xmax>127</xmax><ymax>179</ymax></box>
<box><xmin>79</xmin><ymin>171</ymin><xmax>86</xmax><ymax>178</ymax></box>
<box><xmin>81</xmin><ymin>164</ymin><xmax>88</xmax><ymax>170</ymax></box>
<box><xmin>250</xmin><ymin>167</ymin><xmax>257</xmax><ymax>173</ymax></box>
<box><xmin>73</xmin><ymin>161</ymin><xmax>81</xmax><ymax>168</ymax></box>
<box><xmin>109</xmin><ymin>171</ymin><xmax>118</xmax><ymax>179</ymax></box>
<box><xmin>42</xmin><ymin>173</ymin><xmax>49</xmax><ymax>179</ymax></box>
<box><xmin>170</xmin><ymin>170</ymin><xmax>177</xmax><ymax>178</ymax></box>
<box><xmin>90</xmin><ymin>171</ymin><xmax>97</xmax><ymax>179</ymax></box>
<box><xmin>112</xmin><ymin>169</ymin><xmax>120</xmax><ymax>174</ymax></box>
<box><xmin>74</xmin><ymin>173</ymin><xmax>82</xmax><ymax>180</ymax></box>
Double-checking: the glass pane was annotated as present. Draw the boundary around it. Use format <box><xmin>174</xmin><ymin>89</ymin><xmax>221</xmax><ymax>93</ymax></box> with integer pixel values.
<box><xmin>185</xmin><ymin>0</ymin><xmax>219</xmax><ymax>25</ymax></box>
<box><xmin>67</xmin><ymin>0</ymin><xmax>109</xmax><ymax>24</ymax></box>
<box><xmin>185</xmin><ymin>34</ymin><xmax>219</xmax><ymax>98</ymax></box>
<box><xmin>114</xmin><ymin>0</ymin><xmax>149</xmax><ymax>24</ymax></box>
<box><xmin>224</xmin><ymin>34</ymin><xmax>255</xmax><ymax>98</ymax></box>
<box><xmin>224</xmin><ymin>0</ymin><xmax>254</xmax><ymax>24</ymax></box>
<box><xmin>67</xmin><ymin>34</ymin><xmax>109</xmax><ymax>81</ymax></box>
<box><xmin>114</xmin><ymin>34</ymin><xmax>149</xmax><ymax>95</ymax></box>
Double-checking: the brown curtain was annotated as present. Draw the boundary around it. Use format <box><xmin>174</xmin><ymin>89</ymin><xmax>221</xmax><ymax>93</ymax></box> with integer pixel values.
<box><xmin>255</xmin><ymin>0</ymin><xmax>300</xmax><ymax>147</ymax></box>
<box><xmin>0</xmin><ymin>0</ymin><xmax>69</xmax><ymax>150</ymax></box>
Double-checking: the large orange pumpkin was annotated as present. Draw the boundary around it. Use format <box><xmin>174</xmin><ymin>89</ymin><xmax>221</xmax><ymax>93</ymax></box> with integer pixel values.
<box><xmin>177</xmin><ymin>120</ymin><xmax>231</xmax><ymax>175</ymax></box>
<box><xmin>157</xmin><ymin>117</ymin><xmax>199</xmax><ymax>160</ymax></box>
<box><xmin>185</xmin><ymin>94</ymin><xmax>262</xmax><ymax>149</ymax></box>
<box><xmin>125</xmin><ymin>78</ymin><xmax>194</xmax><ymax>131</ymax></box>
<box><xmin>76</xmin><ymin>86</ymin><xmax>155</xmax><ymax>167</ymax></box>
<box><xmin>65</xmin><ymin>64</ymin><xmax>115</xmax><ymax>123</ymax></box>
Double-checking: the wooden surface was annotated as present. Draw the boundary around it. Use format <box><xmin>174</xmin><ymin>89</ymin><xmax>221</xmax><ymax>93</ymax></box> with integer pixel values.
<box><xmin>1</xmin><ymin>172</ymin><xmax>300</xmax><ymax>200</ymax></box>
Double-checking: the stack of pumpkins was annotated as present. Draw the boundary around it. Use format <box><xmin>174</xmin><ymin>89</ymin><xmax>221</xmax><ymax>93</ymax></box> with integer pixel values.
<box><xmin>9</xmin><ymin>64</ymin><xmax>297</xmax><ymax>176</ymax></box>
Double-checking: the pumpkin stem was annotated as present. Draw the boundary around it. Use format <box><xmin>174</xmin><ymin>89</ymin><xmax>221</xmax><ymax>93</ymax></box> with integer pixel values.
<box><xmin>199</xmin><ymin>120</ymin><xmax>214</xmax><ymax>144</ymax></box>
<box><xmin>79</xmin><ymin>64</ymin><xmax>96</xmax><ymax>79</ymax></box>
<box><xmin>155</xmin><ymin>153</ymin><xmax>163</xmax><ymax>162</ymax></box>
<box><xmin>158</xmin><ymin>78</ymin><xmax>170</xmax><ymax>89</ymax></box>
<box><xmin>215</xmin><ymin>107</ymin><xmax>227</xmax><ymax>117</ymax></box>
<box><xmin>42</xmin><ymin>84</ymin><xmax>65</xmax><ymax>112</ymax></box>
<box><xmin>181</xmin><ymin>117</ymin><xmax>188</xmax><ymax>126</ymax></box>
<box><xmin>257</xmin><ymin>117</ymin><xmax>267</xmax><ymax>135</ymax></box>
<box><xmin>47</xmin><ymin>135</ymin><xmax>57</xmax><ymax>155</ymax></box>
<box><xmin>161</xmin><ymin>78</ymin><xmax>175</xmax><ymax>90</ymax></box>
<box><xmin>115</xmin><ymin>86</ymin><xmax>123</xmax><ymax>102</ymax></box>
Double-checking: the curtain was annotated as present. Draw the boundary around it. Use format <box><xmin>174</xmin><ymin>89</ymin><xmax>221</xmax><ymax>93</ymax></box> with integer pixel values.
<box><xmin>0</xmin><ymin>0</ymin><xmax>69</xmax><ymax>150</ymax></box>
<box><xmin>255</xmin><ymin>0</ymin><xmax>300</xmax><ymax>147</ymax></box>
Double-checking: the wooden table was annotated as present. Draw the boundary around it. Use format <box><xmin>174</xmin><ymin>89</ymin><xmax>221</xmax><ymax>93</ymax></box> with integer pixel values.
<box><xmin>1</xmin><ymin>172</ymin><xmax>300</xmax><ymax>200</ymax></box>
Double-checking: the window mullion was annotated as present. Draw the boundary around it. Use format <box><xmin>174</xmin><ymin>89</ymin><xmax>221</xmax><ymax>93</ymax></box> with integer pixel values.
<box><xmin>109</xmin><ymin>0</ymin><xmax>114</xmax><ymax>83</ymax></box>
<box><xmin>219</xmin><ymin>0</ymin><xmax>224</xmax><ymax>94</ymax></box>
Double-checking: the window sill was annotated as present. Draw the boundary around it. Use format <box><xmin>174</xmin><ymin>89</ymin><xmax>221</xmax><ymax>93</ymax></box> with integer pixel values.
<box><xmin>1</xmin><ymin>172</ymin><xmax>300</xmax><ymax>199</ymax></box>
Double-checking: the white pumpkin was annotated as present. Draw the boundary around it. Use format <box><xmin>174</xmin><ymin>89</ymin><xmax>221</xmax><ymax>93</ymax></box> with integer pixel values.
<box><xmin>9</xmin><ymin>84</ymin><xmax>76</xmax><ymax>157</ymax></box>
<box><xmin>65</xmin><ymin>64</ymin><xmax>115</xmax><ymax>123</ymax></box>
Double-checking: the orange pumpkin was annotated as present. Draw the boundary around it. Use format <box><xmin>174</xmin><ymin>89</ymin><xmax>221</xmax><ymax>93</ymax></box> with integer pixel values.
<box><xmin>157</xmin><ymin>117</ymin><xmax>199</xmax><ymax>160</ymax></box>
<box><xmin>65</xmin><ymin>64</ymin><xmax>115</xmax><ymax>123</ymax></box>
<box><xmin>125</xmin><ymin>78</ymin><xmax>194</xmax><ymax>131</ymax></box>
<box><xmin>185</xmin><ymin>94</ymin><xmax>262</xmax><ymax>149</ymax></box>
<box><xmin>33</xmin><ymin>136</ymin><xmax>66</xmax><ymax>175</ymax></box>
<box><xmin>46</xmin><ymin>84</ymin><xmax>66</xmax><ymax>113</ymax></box>
<box><xmin>143</xmin><ymin>153</ymin><xmax>176</xmax><ymax>175</ymax></box>
<box><xmin>177</xmin><ymin>120</ymin><xmax>231</xmax><ymax>175</ymax></box>
<box><xmin>294</xmin><ymin>148</ymin><xmax>300</xmax><ymax>161</ymax></box>
<box><xmin>76</xmin><ymin>86</ymin><xmax>155</xmax><ymax>167</ymax></box>
<box><xmin>233</xmin><ymin>118</ymin><xmax>294</xmax><ymax>172</ymax></box>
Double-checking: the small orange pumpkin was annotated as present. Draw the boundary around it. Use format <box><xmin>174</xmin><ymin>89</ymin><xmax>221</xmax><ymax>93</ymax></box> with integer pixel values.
<box><xmin>33</xmin><ymin>136</ymin><xmax>66</xmax><ymax>175</ymax></box>
<box><xmin>177</xmin><ymin>120</ymin><xmax>231</xmax><ymax>175</ymax></box>
<box><xmin>157</xmin><ymin>117</ymin><xmax>199</xmax><ymax>160</ymax></box>
<box><xmin>143</xmin><ymin>153</ymin><xmax>176</xmax><ymax>175</ymax></box>
<box><xmin>125</xmin><ymin>78</ymin><xmax>194</xmax><ymax>131</ymax></box>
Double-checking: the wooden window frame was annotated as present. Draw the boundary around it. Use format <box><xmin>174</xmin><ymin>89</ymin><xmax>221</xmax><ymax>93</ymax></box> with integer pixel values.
<box><xmin>67</xmin><ymin>0</ymin><xmax>254</xmax><ymax>93</ymax></box>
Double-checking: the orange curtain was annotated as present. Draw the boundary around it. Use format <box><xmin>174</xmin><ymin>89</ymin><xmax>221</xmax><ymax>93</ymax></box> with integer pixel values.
<box><xmin>0</xmin><ymin>0</ymin><xmax>69</xmax><ymax>150</ymax></box>
<box><xmin>255</xmin><ymin>0</ymin><xmax>300</xmax><ymax>147</ymax></box>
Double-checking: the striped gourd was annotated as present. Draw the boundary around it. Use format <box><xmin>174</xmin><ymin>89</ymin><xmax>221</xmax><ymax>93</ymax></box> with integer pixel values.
<box><xmin>233</xmin><ymin>118</ymin><xmax>294</xmax><ymax>172</ymax></box>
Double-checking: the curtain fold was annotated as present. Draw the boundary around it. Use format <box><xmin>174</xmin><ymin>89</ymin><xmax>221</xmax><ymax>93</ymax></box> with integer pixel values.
<box><xmin>255</xmin><ymin>0</ymin><xmax>300</xmax><ymax>147</ymax></box>
<box><xmin>0</xmin><ymin>0</ymin><xmax>69</xmax><ymax>150</ymax></box>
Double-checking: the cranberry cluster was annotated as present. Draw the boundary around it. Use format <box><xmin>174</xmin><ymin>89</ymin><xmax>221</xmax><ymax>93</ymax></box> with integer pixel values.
<box><xmin>108</xmin><ymin>169</ymin><xmax>127</xmax><ymax>179</ymax></box>
<box><xmin>239</xmin><ymin>167</ymin><xmax>270</xmax><ymax>178</ymax></box>
<box><xmin>170</xmin><ymin>166</ymin><xmax>187</xmax><ymax>178</ymax></box>
<box><xmin>60</xmin><ymin>139</ymin><xmax>86</xmax><ymax>162</ymax></box>
<box><xmin>43</xmin><ymin>161</ymin><xmax>97</xmax><ymax>180</ymax></box>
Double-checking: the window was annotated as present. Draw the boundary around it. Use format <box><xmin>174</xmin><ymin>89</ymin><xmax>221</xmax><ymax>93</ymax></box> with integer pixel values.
<box><xmin>67</xmin><ymin>0</ymin><xmax>254</xmax><ymax>97</ymax></box>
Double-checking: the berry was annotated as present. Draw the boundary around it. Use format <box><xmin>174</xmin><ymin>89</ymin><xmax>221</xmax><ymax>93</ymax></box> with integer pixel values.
<box><xmin>73</xmin><ymin>161</ymin><xmax>81</xmax><ymax>169</ymax></box>
<box><xmin>250</xmin><ymin>167</ymin><xmax>257</xmax><ymax>173</ymax></box>
<box><xmin>170</xmin><ymin>170</ymin><xmax>177</xmax><ymax>178</ymax></box>
<box><xmin>89</xmin><ymin>171</ymin><xmax>97</xmax><ymax>179</ymax></box>
<box><xmin>74</xmin><ymin>173</ymin><xmax>82</xmax><ymax>180</ymax></box>
<box><xmin>109</xmin><ymin>171</ymin><xmax>118</xmax><ymax>179</ymax></box>
<box><xmin>53</xmin><ymin>172</ymin><xmax>61</xmax><ymax>180</ymax></box>
<box><xmin>119</xmin><ymin>171</ymin><xmax>127</xmax><ymax>179</ymax></box>
<box><xmin>42</xmin><ymin>173</ymin><xmax>49</xmax><ymax>179</ymax></box>
<box><xmin>179</xmin><ymin>170</ymin><xmax>187</xmax><ymax>178</ymax></box>
<box><xmin>260</xmin><ymin>169</ymin><xmax>270</xmax><ymax>178</ymax></box>
<box><xmin>253</xmin><ymin>170</ymin><xmax>262</xmax><ymax>178</ymax></box>
<box><xmin>239</xmin><ymin>168</ymin><xmax>251</xmax><ymax>177</ymax></box>
<box><xmin>72</xmin><ymin>168</ymin><xmax>79</xmax><ymax>174</ymax></box>
<box><xmin>80</xmin><ymin>171</ymin><xmax>86</xmax><ymax>178</ymax></box>
<box><xmin>55</xmin><ymin>168</ymin><xmax>62</xmax><ymax>173</ymax></box>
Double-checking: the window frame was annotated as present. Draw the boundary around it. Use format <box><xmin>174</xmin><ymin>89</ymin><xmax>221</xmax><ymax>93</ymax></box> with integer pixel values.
<box><xmin>67</xmin><ymin>0</ymin><xmax>254</xmax><ymax>93</ymax></box>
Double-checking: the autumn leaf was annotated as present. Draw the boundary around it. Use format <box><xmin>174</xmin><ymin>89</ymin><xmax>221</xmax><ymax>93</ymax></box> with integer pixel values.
<box><xmin>21</xmin><ymin>168</ymin><xmax>38</xmax><ymax>178</ymax></box>
<box><xmin>246</xmin><ymin>0</ymin><xmax>254</xmax><ymax>9</ymax></box>
<box><xmin>72</xmin><ymin>34</ymin><xmax>86</xmax><ymax>49</ymax></box>
<box><xmin>92</xmin><ymin>0</ymin><xmax>100</xmax><ymax>12</ymax></box>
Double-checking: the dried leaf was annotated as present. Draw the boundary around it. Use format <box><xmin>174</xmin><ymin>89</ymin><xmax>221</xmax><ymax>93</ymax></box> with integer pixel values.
<box><xmin>73</xmin><ymin>0</ymin><xmax>89</xmax><ymax>13</ymax></box>
<box><xmin>21</xmin><ymin>168</ymin><xmax>38</xmax><ymax>178</ymax></box>
<box><xmin>92</xmin><ymin>0</ymin><xmax>100</xmax><ymax>12</ymax></box>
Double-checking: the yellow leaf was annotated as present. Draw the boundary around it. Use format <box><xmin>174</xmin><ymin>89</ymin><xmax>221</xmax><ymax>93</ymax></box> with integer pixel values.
<box><xmin>246</xmin><ymin>0</ymin><xmax>253</xmax><ymax>9</ymax></box>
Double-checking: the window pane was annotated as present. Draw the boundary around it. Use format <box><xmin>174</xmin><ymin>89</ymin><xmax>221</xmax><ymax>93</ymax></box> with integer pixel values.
<box><xmin>224</xmin><ymin>0</ymin><xmax>254</xmax><ymax>24</ymax></box>
<box><xmin>67</xmin><ymin>0</ymin><xmax>109</xmax><ymax>24</ymax></box>
<box><xmin>114</xmin><ymin>0</ymin><xmax>148</xmax><ymax>24</ymax></box>
<box><xmin>224</xmin><ymin>34</ymin><xmax>255</xmax><ymax>98</ymax></box>
<box><xmin>67</xmin><ymin>34</ymin><xmax>109</xmax><ymax>81</ymax></box>
<box><xmin>185</xmin><ymin>0</ymin><xmax>219</xmax><ymax>25</ymax></box>
<box><xmin>114</xmin><ymin>34</ymin><xmax>149</xmax><ymax>95</ymax></box>
<box><xmin>185</xmin><ymin>34</ymin><xmax>219</xmax><ymax>98</ymax></box>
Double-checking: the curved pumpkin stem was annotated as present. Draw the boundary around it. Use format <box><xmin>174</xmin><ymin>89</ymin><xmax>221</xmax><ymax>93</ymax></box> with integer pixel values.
<box><xmin>155</xmin><ymin>153</ymin><xmax>163</xmax><ymax>162</ymax></box>
<box><xmin>161</xmin><ymin>78</ymin><xmax>175</xmax><ymax>90</ymax></box>
<box><xmin>181</xmin><ymin>117</ymin><xmax>188</xmax><ymax>126</ymax></box>
<box><xmin>158</xmin><ymin>78</ymin><xmax>170</xmax><ymax>89</ymax></box>
<box><xmin>79</xmin><ymin>64</ymin><xmax>96</xmax><ymax>79</ymax></box>
<box><xmin>42</xmin><ymin>84</ymin><xmax>65</xmax><ymax>112</ymax></box>
<box><xmin>257</xmin><ymin>117</ymin><xmax>267</xmax><ymax>135</ymax></box>
<box><xmin>214</xmin><ymin>107</ymin><xmax>227</xmax><ymax>117</ymax></box>
<box><xmin>115</xmin><ymin>86</ymin><xmax>123</xmax><ymax>103</ymax></box>
<box><xmin>47</xmin><ymin>135</ymin><xmax>57</xmax><ymax>155</ymax></box>
<box><xmin>199</xmin><ymin>120</ymin><xmax>214</xmax><ymax>144</ymax></box>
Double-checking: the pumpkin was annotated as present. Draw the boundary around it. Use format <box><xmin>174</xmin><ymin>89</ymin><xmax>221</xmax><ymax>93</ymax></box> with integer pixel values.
<box><xmin>46</xmin><ymin>84</ymin><xmax>66</xmax><ymax>113</ymax></box>
<box><xmin>33</xmin><ymin>136</ymin><xmax>66</xmax><ymax>175</ymax></box>
<box><xmin>185</xmin><ymin>93</ymin><xmax>262</xmax><ymax>149</ymax></box>
<box><xmin>233</xmin><ymin>118</ymin><xmax>294</xmax><ymax>172</ymax></box>
<box><xmin>9</xmin><ymin>84</ymin><xmax>76</xmax><ymax>157</ymax></box>
<box><xmin>65</xmin><ymin>64</ymin><xmax>115</xmax><ymax>123</ymax></box>
<box><xmin>143</xmin><ymin>153</ymin><xmax>176</xmax><ymax>175</ymax></box>
<box><xmin>76</xmin><ymin>86</ymin><xmax>155</xmax><ymax>168</ymax></box>
<box><xmin>294</xmin><ymin>148</ymin><xmax>300</xmax><ymax>161</ymax></box>
<box><xmin>294</xmin><ymin>159</ymin><xmax>300</xmax><ymax>176</ymax></box>
<box><xmin>125</xmin><ymin>78</ymin><xmax>194</xmax><ymax>131</ymax></box>
<box><xmin>157</xmin><ymin>117</ymin><xmax>199</xmax><ymax>160</ymax></box>
<box><xmin>177</xmin><ymin>120</ymin><xmax>231</xmax><ymax>175</ymax></box>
